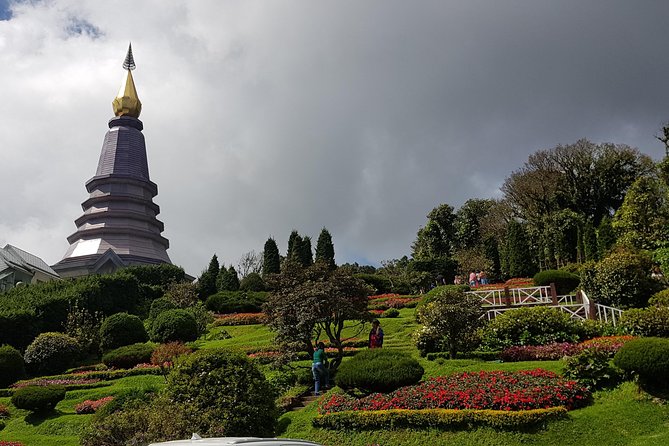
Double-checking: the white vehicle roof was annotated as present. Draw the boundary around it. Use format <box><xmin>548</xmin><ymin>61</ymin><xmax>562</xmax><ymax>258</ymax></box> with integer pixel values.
<box><xmin>148</xmin><ymin>436</ymin><xmax>323</xmax><ymax>446</ymax></box>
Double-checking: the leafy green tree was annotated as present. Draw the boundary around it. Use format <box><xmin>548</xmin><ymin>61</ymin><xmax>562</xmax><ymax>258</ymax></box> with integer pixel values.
<box><xmin>597</xmin><ymin>216</ymin><xmax>616</xmax><ymax>259</ymax></box>
<box><xmin>264</xmin><ymin>263</ymin><xmax>370</xmax><ymax>370</ymax></box>
<box><xmin>412</xmin><ymin>204</ymin><xmax>456</xmax><ymax>260</ymax></box>
<box><xmin>505</xmin><ymin>220</ymin><xmax>537</xmax><ymax>278</ymax></box>
<box><xmin>415</xmin><ymin>287</ymin><xmax>483</xmax><ymax>359</ymax></box>
<box><xmin>315</xmin><ymin>227</ymin><xmax>336</xmax><ymax>268</ymax></box>
<box><xmin>454</xmin><ymin>199</ymin><xmax>495</xmax><ymax>250</ymax></box>
<box><xmin>197</xmin><ymin>255</ymin><xmax>219</xmax><ymax>299</ymax></box>
<box><xmin>613</xmin><ymin>176</ymin><xmax>669</xmax><ymax>250</ymax></box>
<box><xmin>582</xmin><ymin>220</ymin><xmax>598</xmax><ymax>262</ymax></box>
<box><xmin>262</xmin><ymin>238</ymin><xmax>281</xmax><ymax>276</ymax></box>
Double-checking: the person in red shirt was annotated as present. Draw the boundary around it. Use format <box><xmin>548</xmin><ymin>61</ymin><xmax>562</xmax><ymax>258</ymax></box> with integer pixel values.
<box><xmin>369</xmin><ymin>319</ymin><xmax>384</xmax><ymax>348</ymax></box>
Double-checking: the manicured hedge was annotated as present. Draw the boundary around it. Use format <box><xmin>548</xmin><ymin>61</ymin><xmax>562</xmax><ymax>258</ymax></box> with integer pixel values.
<box><xmin>533</xmin><ymin>270</ymin><xmax>580</xmax><ymax>295</ymax></box>
<box><xmin>0</xmin><ymin>345</ymin><xmax>26</xmax><ymax>389</ymax></box>
<box><xmin>102</xmin><ymin>343</ymin><xmax>155</xmax><ymax>369</ymax></box>
<box><xmin>335</xmin><ymin>349</ymin><xmax>424</xmax><ymax>393</ymax></box>
<box><xmin>150</xmin><ymin>309</ymin><xmax>198</xmax><ymax>343</ymax></box>
<box><xmin>619</xmin><ymin>306</ymin><xmax>669</xmax><ymax>337</ymax></box>
<box><xmin>11</xmin><ymin>385</ymin><xmax>66</xmax><ymax>412</ymax></box>
<box><xmin>99</xmin><ymin>313</ymin><xmax>148</xmax><ymax>352</ymax></box>
<box><xmin>205</xmin><ymin>291</ymin><xmax>268</xmax><ymax>314</ymax></box>
<box><xmin>312</xmin><ymin>407</ymin><xmax>567</xmax><ymax>430</ymax></box>
<box><xmin>23</xmin><ymin>332</ymin><xmax>80</xmax><ymax>375</ymax></box>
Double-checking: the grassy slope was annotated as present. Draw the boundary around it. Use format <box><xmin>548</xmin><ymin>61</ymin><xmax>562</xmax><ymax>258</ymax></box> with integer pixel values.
<box><xmin>2</xmin><ymin>308</ymin><xmax>668</xmax><ymax>445</ymax></box>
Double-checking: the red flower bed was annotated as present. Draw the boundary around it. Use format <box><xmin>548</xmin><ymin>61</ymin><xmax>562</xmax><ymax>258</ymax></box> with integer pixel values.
<box><xmin>476</xmin><ymin>278</ymin><xmax>534</xmax><ymax>291</ymax></box>
<box><xmin>214</xmin><ymin>312</ymin><xmax>266</xmax><ymax>326</ymax></box>
<box><xmin>369</xmin><ymin>293</ymin><xmax>401</xmax><ymax>300</ymax></box>
<box><xmin>11</xmin><ymin>378</ymin><xmax>101</xmax><ymax>388</ymax></box>
<box><xmin>578</xmin><ymin>336</ymin><xmax>635</xmax><ymax>355</ymax></box>
<box><xmin>0</xmin><ymin>442</ymin><xmax>25</xmax><ymax>446</ymax></box>
<box><xmin>75</xmin><ymin>396</ymin><xmax>114</xmax><ymax>414</ymax></box>
<box><xmin>501</xmin><ymin>343</ymin><xmax>580</xmax><ymax>362</ymax></box>
<box><xmin>0</xmin><ymin>404</ymin><xmax>9</xmax><ymax>418</ymax></box>
<box><xmin>319</xmin><ymin>369</ymin><xmax>590</xmax><ymax>414</ymax></box>
<box><xmin>368</xmin><ymin>296</ymin><xmax>420</xmax><ymax>310</ymax></box>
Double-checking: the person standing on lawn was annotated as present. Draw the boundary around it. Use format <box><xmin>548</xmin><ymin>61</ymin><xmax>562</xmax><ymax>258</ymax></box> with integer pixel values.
<box><xmin>312</xmin><ymin>342</ymin><xmax>329</xmax><ymax>395</ymax></box>
<box><xmin>369</xmin><ymin>319</ymin><xmax>384</xmax><ymax>348</ymax></box>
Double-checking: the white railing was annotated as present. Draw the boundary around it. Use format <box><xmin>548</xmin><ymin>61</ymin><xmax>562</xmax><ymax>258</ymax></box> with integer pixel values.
<box><xmin>475</xmin><ymin>287</ymin><xmax>623</xmax><ymax>326</ymax></box>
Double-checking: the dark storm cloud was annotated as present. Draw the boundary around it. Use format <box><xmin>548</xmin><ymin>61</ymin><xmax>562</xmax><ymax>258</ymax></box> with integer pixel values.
<box><xmin>1</xmin><ymin>0</ymin><xmax>668</xmax><ymax>273</ymax></box>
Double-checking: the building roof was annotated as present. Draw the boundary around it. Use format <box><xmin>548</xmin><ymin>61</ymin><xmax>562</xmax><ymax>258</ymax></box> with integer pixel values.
<box><xmin>1</xmin><ymin>244</ymin><xmax>59</xmax><ymax>278</ymax></box>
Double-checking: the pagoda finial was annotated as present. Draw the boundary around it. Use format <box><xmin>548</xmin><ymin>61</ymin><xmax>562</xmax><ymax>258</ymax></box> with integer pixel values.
<box><xmin>112</xmin><ymin>43</ymin><xmax>142</xmax><ymax>118</ymax></box>
<box><xmin>122</xmin><ymin>42</ymin><xmax>136</xmax><ymax>71</ymax></box>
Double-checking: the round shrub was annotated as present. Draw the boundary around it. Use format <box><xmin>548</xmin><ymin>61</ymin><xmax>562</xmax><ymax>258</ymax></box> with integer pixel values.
<box><xmin>99</xmin><ymin>313</ymin><xmax>148</xmax><ymax>352</ymax></box>
<box><xmin>480</xmin><ymin>307</ymin><xmax>585</xmax><ymax>350</ymax></box>
<box><xmin>619</xmin><ymin>306</ymin><xmax>669</xmax><ymax>337</ymax></box>
<box><xmin>24</xmin><ymin>332</ymin><xmax>80</xmax><ymax>375</ymax></box>
<box><xmin>151</xmin><ymin>309</ymin><xmax>198</xmax><ymax>343</ymax></box>
<box><xmin>533</xmin><ymin>269</ymin><xmax>580</xmax><ymax>295</ymax></box>
<box><xmin>614</xmin><ymin>337</ymin><xmax>669</xmax><ymax>392</ymax></box>
<box><xmin>0</xmin><ymin>345</ymin><xmax>26</xmax><ymax>388</ymax></box>
<box><xmin>148</xmin><ymin>298</ymin><xmax>177</xmax><ymax>320</ymax></box>
<box><xmin>239</xmin><ymin>273</ymin><xmax>266</xmax><ymax>292</ymax></box>
<box><xmin>11</xmin><ymin>385</ymin><xmax>66</xmax><ymax>412</ymax></box>
<box><xmin>205</xmin><ymin>291</ymin><xmax>267</xmax><ymax>314</ymax></box>
<box><xmin>649</xmin><ymin>288</ymin><xmax>669</xmax><ymax>307</ymax></box>
<box><xmin>382</xmin><ymin>308</ymin><xmax>400</xmax><ymax>318</ymax></box>
<box><xmin>166</xmin><ymin>349</ymin><xmax>278</xmax><ymax>437</ymax></box>
<box><xmin>335</xmin><ymin>349</ymin><xmax>424</xmax><ymax>393</ymax></box>
<box><xmin>102</xmin><ymin>343</ymin><xmax>155</xmax><ymax>369</ymax></box>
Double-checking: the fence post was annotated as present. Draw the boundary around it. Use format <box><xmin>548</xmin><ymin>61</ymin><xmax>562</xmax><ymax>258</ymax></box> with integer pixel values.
<box><xmin>550</xmin><ymin>283</ymin><xmax>558</xmax><ymax>305</ymax></box>
<box><xmin>504</xmin><ymin>286</ymin><xmax>511</xmax><ymax>306</ymax></box>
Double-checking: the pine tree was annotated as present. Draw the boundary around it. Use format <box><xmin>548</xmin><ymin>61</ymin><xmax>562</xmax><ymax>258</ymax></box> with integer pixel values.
<box><xmin>287</xmin><ymin>230</ymin><xmax>302</xmax><ymax>263</ymax></box>
<box><xmin>197</xmin><ymin>254</ymin><xmax>219</xmax><ymax>299</ymax></box>
<box><xmin>505</xmin><ymin>221</ymin><xmax>536</xmax><ymax>278</ymax></box>
<box><xmin>483</xmin><ymin>236</ymin><xmax>501</xmax><ymax>282</ymax></box>
<box><xmin>315</xmin><ymin>227</ymin><xmax>336</xmax><ymax>269</ymax></box>
<box><xmin>262</xmin><ymin>237</ymin><xmax>281</xmax><ymax>276</ymax></box>
<box><xmin>299</xmin><ymin>236</ymin><xmax>313</xmax><ymax>267</ymax></box>
<box><xmin>217</xmin><ymin>265</ymin><xmax>240</xmax><ymax>291</ymax></box>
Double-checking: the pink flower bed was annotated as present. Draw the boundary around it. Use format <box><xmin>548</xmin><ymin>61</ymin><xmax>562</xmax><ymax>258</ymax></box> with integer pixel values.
<box><xmin>11</xmin><ymin>378</ymin><xmax>100</xmax><ymax>388</ymax></box>
<box><xmin>319</xmin><ymin>369</ymin><xmax>590</xmax><ymax>414</ymax></box>
<box><xmin>500</xmin><ymin>336</ymin><xmax>637</xmax><ymax>362</ymax></box>
<box><xmin>578</xmin><ymin>336</ymin><xmax>636</xmax><ymax>354</ymax></box>
<box><xmin>214</xmin><ymin>312</ymin><xmax>266</xmax><ymax>326</ymax></box>
<box><xmin>75</xmin><ymin>396</ymin><xmax>114</xmax><ymax>414</ymax></box>
<box><xmin>369</xmin><ymin>293</ymin><xmax>401</xmax><ymax>300</ymax></box>
<box><xmin>0</xmin><ymin>442</ymin><xmax>25</xmax><ymax>446</ymax></box>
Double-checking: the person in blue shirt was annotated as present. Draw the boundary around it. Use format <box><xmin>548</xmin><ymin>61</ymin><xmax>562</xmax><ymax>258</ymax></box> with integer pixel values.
<box><xmin>312</xmin><ymin>342</ymin><xmax>329</xmax><ymax>395</ymax></box>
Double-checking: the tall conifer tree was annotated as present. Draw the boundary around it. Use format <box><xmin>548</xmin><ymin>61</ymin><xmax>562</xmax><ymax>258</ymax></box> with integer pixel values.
<box><xmin>299</xmin><ymin>236</ymin><xmax>313</xmax><ymax>267</ymax></box>
<box><xmin>262</xmin><ymin>238</ymin><xmax>280</xmax><ymax>276</ymax></box>
<box><xmin>315</xmin><ymin>228</ymin><xmax>336</xmax><ymax>269</ymax></box>
<box><xmin>198</xmin><ymin>254</ymin><xmax>219</xmax><ymax>299</ymax></box>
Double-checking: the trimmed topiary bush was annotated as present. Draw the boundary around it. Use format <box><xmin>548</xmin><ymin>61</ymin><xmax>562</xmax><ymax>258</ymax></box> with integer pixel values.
<box><xmin>205</xmin><ymin>291</ymin><xmax>268</xmax><ymax>314</ymax></box>
<box><xmin>0</xmin><ymin>345</ymin><xmax>26</xmax><ymax>389</ymax></box>
<box><xmin>533</xmin><ymin>270</ymin><xmax>580</xmax><ymax>295</ymax></box>
<box><xmin>102</xmin><ymin>343</ymin><xmax>155</xmax><ymax>369</ymax></box>
<box><xmin>239</xmin><ymin>273</ymin><xmax>266</xmax><ymax>292</ymax></box>
<box><xmin>148</xmin><ymin>298</ymin><xmax>177</xmax><ymax>321</ymax></box>
<box><xmin>99</xmin><ymin>313</ymin><xmax>148</xmax><ymax>352</ymax></box>
<box><xmin>382</xmin><ymin>308</ymin><xmax>400</xmax><ymax>318</ymax></box>
<box><xmin>614</xmin><ymin>337</ymin><xmax>669</xmax><ymax>394</ymax></box>
<box><xmin>11</xmin><ymin>385</ymin><xmax>66</xmax><ymax>412</ymax></box>
<box><xmin>619</xmin><ymin>306</ymin><xmax>669</xmax><ymax>337</ymax></box>
<box><xmin>166</xmin><ymin>349</ymin><xmax>278</xmax><ymax>437</ymax></box>
<box><xmin>150</xmin><ymin>309</ymin><xmax>199</xmax><ymax>343</ymax></box>
<box><xmin>480</xmin><ymin>307</ymin><xmax>585</xmax><ymax>350</ymax></box>
<box><xmin>23</xmin><ymin>332</ymin><xmax>80</xmax><ymax>375</ymax></box>
<box><xmin>335</xmin><ymin>349</ymin><xmax>424</xmax><ymax>393</ymax></box>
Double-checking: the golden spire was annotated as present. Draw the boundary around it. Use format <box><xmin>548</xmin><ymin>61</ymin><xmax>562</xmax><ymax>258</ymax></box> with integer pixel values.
<box><xmin>112</xmin><ymin>43</ymin><xmax>142</xmax><ymax>118</ymax></box>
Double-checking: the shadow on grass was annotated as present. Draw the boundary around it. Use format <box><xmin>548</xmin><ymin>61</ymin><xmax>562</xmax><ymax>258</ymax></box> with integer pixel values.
<box><xmin>25</xmin><ymin>409</ymin><xmax>61</xmax><ymax>426</ymax></box>
<box><xmin>276</xmin><ymin>416</ymin><xmax>292</xmax><ymax>435</ymax></box>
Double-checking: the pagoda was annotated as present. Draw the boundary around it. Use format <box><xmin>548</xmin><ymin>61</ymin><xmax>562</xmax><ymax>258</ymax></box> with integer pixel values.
<box><xmin>52</xmin><ymin>44</ymin><xmax>171</xmax><ymax>278</ymax></box>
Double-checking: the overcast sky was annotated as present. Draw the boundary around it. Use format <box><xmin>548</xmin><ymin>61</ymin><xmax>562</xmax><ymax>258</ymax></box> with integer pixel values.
<box><xmin>1</xmin><ymin>0</ymin><xmax>668</xmax><ymax>275</ymax></box>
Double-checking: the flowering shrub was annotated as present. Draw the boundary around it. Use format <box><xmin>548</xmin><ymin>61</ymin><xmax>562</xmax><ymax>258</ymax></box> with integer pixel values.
<box><xmin>501</xmin><ymin>343</ymin><xmax>580</xmax><ymax>362</ymax></box>
<box><xmin>151</xmin><ymin>342</ymin><xmax>193</xmax><ymax>367</ymax></box>
<box><xmin>313</xmin><ymin>406</ymin><xmax>568</xmax><ymax>430</ymax></box>
<box><xmin>369</xmin><ymin>294</ymin><xmax>401</xmax><ymax>300</ymax></box>
<box><xmin>213</xmin><ymin>312</ymin><xmax>266</xmax><ymax>326</ymax></box>
<box><xmin>578</xmin><ymin>336</ymin><xmax>635</xmax><ymax>356</ymax></box>
<box><xmin>320</xmin><ymin>369</ymin><xmax>589</xmax><ymax>414</ymax></box>
<box><xmin>368</xmin><ymin>296</ymin><xmax>420</xmax><ymax>310</ymax></box>
<box><xmin>0</xmin><ymin>404</ymin><xmax>9</xmax><ymax>418</ymax></box>
<box><xmin>12</xmin><ymin>378</ymin><xmax>100</xmax><ymax>389</ymax></box>
<box><xmin>75</xmin><ymin>396</ymin><xmax>114</xmax><ymax>414</ymax></box>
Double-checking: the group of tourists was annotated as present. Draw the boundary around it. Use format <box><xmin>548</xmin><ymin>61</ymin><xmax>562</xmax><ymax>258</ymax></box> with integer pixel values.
<box><xmin>454</xmin><ymin>270</ymin><xmax>488</xmax><ymax>287</ymax></box>
<box><xmin>311</xmin><ymin>319</ymin><xmax>384</xmax><ymax>395</ymax></box>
